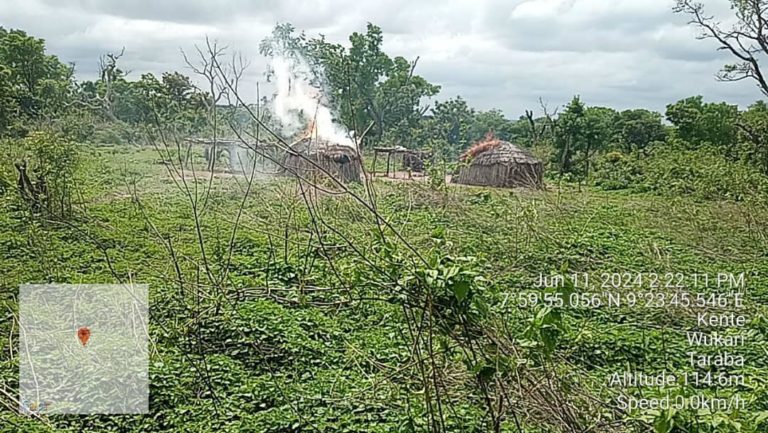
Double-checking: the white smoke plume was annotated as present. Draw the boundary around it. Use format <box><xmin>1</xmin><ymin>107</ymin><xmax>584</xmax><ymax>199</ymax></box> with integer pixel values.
<box><xmin>270</xmin><ymin>55</ymin><xmax>356</xmax><ymax>148</ymax></box>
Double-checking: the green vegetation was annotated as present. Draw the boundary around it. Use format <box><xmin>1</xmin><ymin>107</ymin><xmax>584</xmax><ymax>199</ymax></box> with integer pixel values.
<box><xmin>1</xmin><ymin>145</ymin><xmax>766</xmax><ymax>432</ymax></box>
<box><xmin>2</xmin><ymin>1</ymin><xmax>768</xmax><ymax>431</ymax></box>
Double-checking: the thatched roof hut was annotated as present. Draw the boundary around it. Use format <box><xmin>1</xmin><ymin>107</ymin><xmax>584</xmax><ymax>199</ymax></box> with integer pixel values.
<box><xmin>452</xmin><ymin>137</ymin><xmax>543</xmax><ymax>188</ymax></box>
<box><xmin>282</xmin><ymin>138</ymin><xmax>362</xmax><ymax>183</ymax></box>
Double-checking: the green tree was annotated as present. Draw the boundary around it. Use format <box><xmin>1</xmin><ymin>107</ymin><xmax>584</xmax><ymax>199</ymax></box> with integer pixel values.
<box><xmin>260</xmin><ymin>23</ymin><xmax>439</xmax><ymax>147</ymax></box>
<box><xmin>0</xmin><ymin>27</ymin><xmax>74</xmax><ymax>135</ymax></box>
<box><xmin>334</xmin><ymin>23</ymin><xmax>392</xmax><ymax>140</ymax></box>
<box><xmin>582</xmin><ymin>106</ymin><xmax>617</xmax><ymax>177</ymax></box>
<box><xmin>377</xmin><ymin>57</ymin><xmax>440</xmax><ymax>147</ymax></box>
<box><xmin>470</xmin><ymin>109</ymin><xmax>515</xmax><ymax>143</ymax></box>
<box><xmin>136</xmin><ymin>72</ymin><xmax>208</xmax><ymax>126</ymax></box>
<box><xmin>551</xmin><ymin>98</ymin><xmax>616</xmax><ymax>178</ymax></box>
<box><xmin>737</xmin><ymin>100</ymin><xmax>768</xmax><ymax>174</ymax></box>
<box><xmin>554</xmin><ymin>96</ymin><xmax>586</xmax><ymax>176</ymax></box>
<box><xmin>425</xmin><ymin>96</ymin><xmax>476</xmax><ymax>157</ymax></box>
<box><xmin>78</xmin><ymin>65</ymin><xmax>208</xmax><ymax>132</ymax></box>
<box><xmin>675</xmin><ymin>2</ymin><xmax>768</xmax><ymax>166</ymax></box>
<box><xmin>0</xmin><ymin>65</ymin><xmax>20</xmax><ymax>134</ymax></box>
<box><xmin>613</xmin><ymin>109</ymin><xmax>666</xmax><ymax>153</ymax></box>
<box><xmin>311</xmin><ymin>24</ymin><xmax>439</xmax><ymax>145</ymax></box>
<box><xmin>665</xmin><ymin>96</ymin><xmax>739</xmax><ymax>152</ymax></box>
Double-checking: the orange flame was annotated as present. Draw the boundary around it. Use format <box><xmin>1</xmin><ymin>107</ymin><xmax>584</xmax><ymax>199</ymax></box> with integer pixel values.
<box><xmin>301</xmin><ymin>120</ymin><xmax>317</xmax><ymax>140</ymax></box>
<box><xmin>460</xmin><ymin>131</ymin><xmax>502</xmax><ymax>161</ymax></box>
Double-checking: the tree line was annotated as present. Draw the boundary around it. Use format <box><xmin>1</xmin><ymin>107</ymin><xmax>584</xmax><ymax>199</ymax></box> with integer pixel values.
<box><xmin>2</xmin><ymin>16</ymin><xmax>768</xmax><ymax>180</ymax></box>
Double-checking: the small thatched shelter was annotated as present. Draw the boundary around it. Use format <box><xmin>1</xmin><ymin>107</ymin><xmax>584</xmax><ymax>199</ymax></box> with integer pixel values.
<box><xmin>371</xmin><ymin>146</ymin><xmax>431</xmax><ymax>177</ymax></box>
<box><xmin>452</xmin><ymin>136</ymin><xmax>543</xmax><ymax>188</ymax></box>
<box><xmin>402</xmin><ymin>150</ymin><xmax>430</xmax><ymax>172</ymax></box>
<box><xmin>282</xmin><ymin>138</ymin><xmax>362</xmax><ymax>183</ymax></box>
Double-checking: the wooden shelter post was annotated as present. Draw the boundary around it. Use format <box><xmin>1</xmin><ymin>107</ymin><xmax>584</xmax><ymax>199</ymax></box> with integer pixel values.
<box><xmin>372</xmin><ymin>149</ymin><xmax>378</xmax><ymax>177</ymax></box>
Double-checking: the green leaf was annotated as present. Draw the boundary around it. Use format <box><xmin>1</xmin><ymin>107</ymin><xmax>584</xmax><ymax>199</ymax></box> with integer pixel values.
<box><xmin>653</xmin><ymin>410</ymin><xmax>673</xmax><ymax>433</ymax></box>
<box><xmin>452</xmin><ymin>280</ymin><xmax>470</xmax><ymax>302</ymax></box>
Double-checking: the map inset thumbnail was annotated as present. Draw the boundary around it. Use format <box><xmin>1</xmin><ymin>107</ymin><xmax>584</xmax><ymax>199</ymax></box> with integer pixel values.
<box><xmin>19</xmin><ymin>284</ymin><xmax>148</xmax><ymax>414</ymax></box>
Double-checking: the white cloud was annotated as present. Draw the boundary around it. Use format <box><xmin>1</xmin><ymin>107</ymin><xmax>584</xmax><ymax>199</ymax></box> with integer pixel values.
<box><xmin>0</xmin><ymin>0</ymin><xmax>759</xmax><ymax>116</ymax></box>
<box><xmin>510</xmin><ymin>0</ymin><xmax>576</xmax><ymax>20</ymax></box>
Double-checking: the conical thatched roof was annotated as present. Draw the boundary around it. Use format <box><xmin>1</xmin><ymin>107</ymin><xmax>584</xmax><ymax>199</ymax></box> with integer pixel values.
<box><xmin>288</xmin><ymin>138</ymin><xmax>359</xmax><ymax>163</ymax></box>
<box><xmin>461</xmin><ymin>140</ymin><xmax>539</xmax><ymax>166</ymax></box>
<box><xmin>282</xmin><ymin>137</ymin><xmax>362</xmax><ymax>183</ymax></box>
<box><xmin>454</xmin><ymin>135</ymin><xmax>543</xmax><ymax>188</ymax></box>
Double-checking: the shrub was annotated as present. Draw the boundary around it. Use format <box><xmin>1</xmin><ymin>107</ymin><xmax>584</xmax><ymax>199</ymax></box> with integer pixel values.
<box><xmin>592</xmin><ymin>143</ymin><xmax>768</xmax><ymax>202</ymax></box>
<box><xmin>641</xmin><ymin>144</ymin><xmax>768</xmax><ymax>201</ymax></box>
<box><xmin>53</xmin><ymin>109</ymin><xmax>97</xmax><ymax>143</ymax></box>
<box><xmin>90</xmin><ymin>121</ymin><xmax>141</xmax><ymax>145</ymax></box>
<box><xmin>592</xmin><ymin>151</ymin><xmax>643</xmax><ymax>191</ymax></box>
<box><xmin>0</xmin><ymin>131</ymin><xmax>80</xmax><ymax>217</ymax></box>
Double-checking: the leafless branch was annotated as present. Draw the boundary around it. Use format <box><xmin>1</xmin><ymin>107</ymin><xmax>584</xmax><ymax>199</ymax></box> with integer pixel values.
<box><xmin>675</xmin><ymin>0</ymin><xmax>768</xmax><ymax>96</ymax></box>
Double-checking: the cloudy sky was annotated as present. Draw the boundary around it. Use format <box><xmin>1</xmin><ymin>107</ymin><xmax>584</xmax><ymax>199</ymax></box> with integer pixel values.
<box><xmin>1</xmin><ymin>0</ymin><xmax>760</xmax><ymax>117</ymax></box>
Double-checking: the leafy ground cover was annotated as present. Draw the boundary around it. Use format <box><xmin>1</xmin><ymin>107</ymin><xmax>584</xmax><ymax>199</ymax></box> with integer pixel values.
<box><xmin>1</xmin><ymin>145</ymin><xmax>767</xmax><ymax>432</ymax></box>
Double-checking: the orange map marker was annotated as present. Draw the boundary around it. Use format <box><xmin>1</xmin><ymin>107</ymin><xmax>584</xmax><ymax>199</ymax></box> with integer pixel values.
<box><xmin>77</xmin><ymin>327</ymin><xmax>91</xmax><ymax>346</ymax></box>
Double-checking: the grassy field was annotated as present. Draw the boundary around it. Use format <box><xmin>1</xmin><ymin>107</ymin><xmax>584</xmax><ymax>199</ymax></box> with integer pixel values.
<box><xmin>2</xmin><ymin>144</ymin><xmax>767</xmax><ymax>432</ymax></box>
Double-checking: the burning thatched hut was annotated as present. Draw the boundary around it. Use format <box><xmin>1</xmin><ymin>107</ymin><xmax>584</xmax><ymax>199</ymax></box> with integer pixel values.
<box><xmin>282</xmin><ymin>137</ymin><xmax>363</xmax><ymax>183</ymax></box>
<box><xmin>452</xmin><ymin>135</ymin><xmax>543</xmax><ymax>188</ymax></box>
